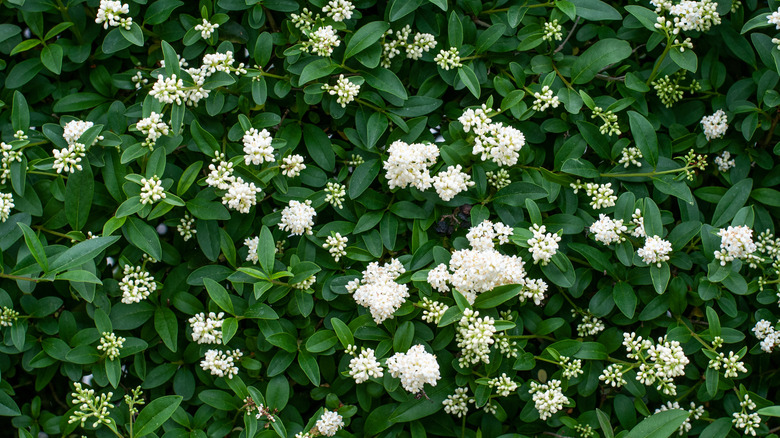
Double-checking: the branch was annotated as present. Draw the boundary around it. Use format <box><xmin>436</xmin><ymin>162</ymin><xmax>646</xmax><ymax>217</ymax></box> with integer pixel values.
<box><xmin>554</xmin><ymin>17</ymin><xmax>580</xmax><ymax>54</ymax></box>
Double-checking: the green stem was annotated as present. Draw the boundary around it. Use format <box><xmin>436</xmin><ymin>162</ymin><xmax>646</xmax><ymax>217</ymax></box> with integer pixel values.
<box><xmin>600</xmin><ymin>166</ymin><xmax>691</xmax><ymax>178</ymax></box>
<box><xmin>0</xmin><ymin>273</ymin><xmax>43</xmax><ymax>283</ymax></box>
<box><xmin>508</xmin><ymin>334</ymin><xmax>555</xmax><ymax>341</ymax></box>
<box><xmin>646</xmin><ymin>37</ymin><xmax>674</xmax><ymax>86</ymax></box>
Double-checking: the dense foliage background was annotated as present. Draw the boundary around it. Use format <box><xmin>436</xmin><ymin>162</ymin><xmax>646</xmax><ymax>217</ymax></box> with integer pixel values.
<box><xmin>2</xmin><ymin>0</ymin><xmax>780</xmax><ymax>437</ymax></box>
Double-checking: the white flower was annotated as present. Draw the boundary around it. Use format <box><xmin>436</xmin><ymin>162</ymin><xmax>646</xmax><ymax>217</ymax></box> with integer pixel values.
<box><xmin>149</xmin><ymin>74</ymin><xmax>187</xmax><ymax>105</ymax></box>
<box><xmin>292</xmin><ymin>275</ymin><xmax>316</xmax><ymax>290</ymax></box>
<box><xmin>177</xmin><ymin>214</ymin><xmax>196</xmax><ymax>241</ymax></box>
<box><xmin>708</xmin><ymin>351</ymin><xmax>747</xmax><ymax>378</ymax></box>
<box><xmin>456</xmin><ymin>308</ymin><xmax>497</xmax><ymax>367</ymax></box>
<box><xmin>242</xmin><ymin>128</ymin><xmax>275</xmax><ymax>165</ymax></box>
<box><xmin>427</xmin><ymin>263</ymin><xmax>450</xmax><ymax>293</ymax></box>
<box><xmin>434</xmin><ymin>47</ymin><xmax>462</xmax><ymax>70</ymax></box>
<box><xmin>733</xmin><ymin>395</ymin><xmax>760</xmax><ymax>436</ymax></box>
<box><xmin>406</xmin><ymin>33</ymin><xmax>436</xmax><ymax>59</ymax></box>
<box><xmin>63</xmin><ymin>120</ymin><xmax>101</xmax><ymax>146</ymax></box>
<box><xmin>131</xmin><ymin>71</ymin><xmax>148</xmax><ymax>89</ymax></box>
<box><xmin>322</xmin><ymin>74</ymin><xmax>360</xmax><ymax>107</ymax></box>
<box><xmin>442</xmin><ymin>387</ymin><xmax>473</xmax><ymax>417</ymax></box>
<box><xmin>668</xmin><ymin>0</ymin><xmax>720</xmax><ymax>32</ymax></box>
<box><xmin>315</xmin><ymin>410</ymin><xmax>344</xmax><ymax>437</ymax></box>
<box><xmin>470</xmin><ymin>118</ymin><xmax>526</xmax><ymax>167</ymax></box>
<box><xmin>527</xmin><ymin>224</ymin><xmax>560</xmax><ymax>266</ymax></box>
<box><xmin>200</xmin><ymin>349</ymin><xmax>242</xmax><ymax>379</ymax></box>
<box><xmin>542</xmin><ymin>19</ymin><xmax>563</xmax><ymax>41</ymax></box>
<box><xmin>202</xmin><ymin>52</ymin><xmax>237</xmax><ymax>75</ymax></box>
<box><xmin>222</xmin><ymin>178</ymin><xmax>262</xmax><ymax>214</ymax></box>
<box><xmin>279</xmin><ymin>200</ymin><xmax>316</xmax><ymax>236</ymax></box>
<box><xmin>305</xmin><ymin>26</ymin><xmax>340</xmax><ymax>57</ymax></box>
<box><xmin>599</xmin><ymin>364</ymin><xmax>627</xmax><ymax>387</ymax></box>
<box><xmin>324</xmin><ymin>182</ymin><xmax>346</xmax><ymax>209</ymax></box>
<box><xmin>623</xmin><ymin>333</ymin><xmax>689</xmax><ymax>395</ymax></box>
<box><xmin>195</xmin><ymin>18</ymin><xmax>219</xmax><ymax>39</ymax></box>
<box><xmin>618</xmin><ymin>146</ymin><xmax>643</xmax><ymax>167</ymax></box>
<box><xmin>281</xmin><ymin>154</ymin><xmax>306</xmax><ymax>177</ymax></box>
<box><xmin>714</xmin><ymin>150</ymin><xmax>735</xmax><ymax>172</ymax></box>
<box><xmin>488</xmin><ymin>373</ymin><xmax>517</xmax><ymax>397</ymax></box>
<box><xmin>630</xmin><ymin>208</ymin><xmax>646</xmax><ymax>238</ymax></box>
<box><xmin>347</xmin><ymin>259</ymin><xmax>408</xmax><ymax>324</ymax></box>
<box><xmin>590</xmin><ymin>214</ymin><xmax>627</xmax><ymax>245</ymax></box>
<box><xmin>532</xmin><ymin>85</ymin><xmax>560</xmax><ymax>111</ymax></box>
<box><xmin>770</xmin><ymin>7</ymin><xmax>780</xmax><ymax>29</ymax></box>
<box><xmin>448</xmin><ymin>249</ymin><xmax>527</xmax><ymax>304</ymax></box>
<box><xmin>139</xmin><ymin>176</ymin><xmax>166</xmax><ymax>205</ymax></box>
<box><xmin>386</xmin><ymin>344</ymin><xmax>441</xmax><ymax>393</ymax></box>
<box><xmin>206</xmin><ymin>153</ymin><xmax>235</xmax><ymax>190</ymax></box>
<box><xmin>570</xmin><ymin>180</ymin><xmax>617</xmax><ymax>209</ymax></box>
<box><xmin>383</xmin><ymin>140</ymin><xmax>439</xmax><ymax>191</ymax></box>
<box><xmin>701</xmin><ymin>109</ymin><xmax>728</xmax><ymax>141</ymax></box>
<box><xmin>459</xmin><ymin>104</ymin><xmax>492</xmax><ymax>132</ymax></box>
<box><xmin>95</xmin><ymin>0</ymin><xmax>131</xmax><ymax>30</ymax></box>
<box><xmin>638</xmin><ymin>235</ymin><xmax>673</xmax><ymax>267</ymax></box>
<box><xmin>466</xmin><ymin>220</ymin><xmax>512</xmax><ymax>251</ymax></box>
<box><xmin>529</xmin><ymin>379</ymin><xmax>568</xmax><ymax>420</ymax></box>
<box><xmin>0</xmin><ymin>192</ymin><xmax>14</xmax><ymax>223</ymax></box>
<box><xmin>189</xmin><ymin>312</ymin><xmax>225</xmax><ymax>344</ymax></box>
<box><xmin>348</xmin><ymin>347</ymin><xmax>383</xmax><ymax>383</ymax></box>
<box><xmin>432</xmin><ymin>165</ymin><xmax>474</xmax><ymax>201</ymax></box>
<box><xmin>244</xmin><ymin>236</ymin><xmax>260</xmax><ymax>264</ymax></box>
<box><xmin>714</xmin><ymin>225</ymin><xmax>756</xmax><ymax>266</ymax></box>
<box><xmin>323</xmin><ymin>233</ymin><xmax>348</xmax><ymax>261</ymax></box>
<box><xmin>322</xmin><ymin>0</ymin><xmax>354</xmax><ymax>22</ymax></box>
<box><xmin>136</xmin><ymin>112</ymin><xmax>169</xmax><ymax>147</ymax></box>
<box><xmin>576</xmin><ymin>311</ymin><xmax>605</xmax><ymax>336</ymax></box>
<box><xmin>0</xmin><ymin>142</ymin><xmax>22</xmax><ymax>185</ymax></box>
<box><xmin>97</xmin><ymin>332</ymin><xmax>125</xmax><ymax>360</ymax></box>
<box><xmin>52</xmin><ymin>142</ymin><xmax>86</xmax><ymax>174</ymax></box>
<box><xmin>119</xmin><ymin>265</ymin><xmax>157</xmax><ymax>304</ymax></box>
<box><xmin>420</xmin><ymin>297</ymin><xmax>448</xmax><ymax>324</ymax></box>
<box><xmin>559</xmin><ymin>356</ymin><xmax>584</xmax><ymax>379</ymax></box>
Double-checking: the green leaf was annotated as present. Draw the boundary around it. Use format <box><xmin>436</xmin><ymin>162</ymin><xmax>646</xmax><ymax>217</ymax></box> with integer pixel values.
<box><xmin>65</xmin><ymin>161</ymin><xmax>94</xmax><ymax>231</ymax></box>
<box><xmin>475</xmin><ymin>24</ymin><xmax>506</xmax><ymax>54</ymax></box>
<box><xmin>388</xmin><ymin>0</ymin><xmax>422</xmax><ymax>21</ymax></box>
<box><xmin>56</xmin><ymin>270</ymin><xmax>103</xmax><ymax>285</ymax></box>
<box><xmin>53</xmin><ymin>93</ymin><xmax>108</xmax><ymax>113</ymax></box>
<box><xmin>596</xmin><ymin>408</ymin><xmax>614</xmax><ymax>438</ymax></box>
<box><xmin>624</xmin><ymin>5</ymin><xmax>659</xmax><ymax>30</ymax></box>
<box><xmin>161</xmin><ymin>40</ymin><xmax>181</xmax><ymax>77</ymax></box>
<box><xmin>154</xmin><ymin>307</ymin><xmax>178</xmax><ymax>352</ymax></box>
<box><xmin>40</xmin><ymin>43</ymin><xmax>63</xmax><ymax>74</ymax></box>
<box><xmin>344</xmin><ymin>21</ymin><xmax>390</xmax><ymax>59</ymax></box>
<box><xmin>134</xmin><ymin>396</ymin><xmax>183</xmax><ymax>437</ymax></box>
<box><xmin>204</xmin><ymin>278</ymin><xmax>235</xmax><ymax>315</ymax></box>
<box><xmin>49</xmin><ymin>236</ymin><xmax>120</xmax><ymax>274</ymax></box>
<box><xmin>625</xmin><ymin>409</ymin><xmax>689</xmax><ymax>438</ymax></box>
<box><xmin>742</xmin><ymin>14</ymin><xmax>774</xmax><ymax>33</ymax></box>
<box><xmin>613</xmin><ymin>282</ymin><xmax>637</xmax><ymax>318</ymax></box>
<box><xmin>757</xmin><ymin>406</ymin><xmax>780</xmax><ymax>417</ymax></box>
<box><xmin>570</xmin><ymin>0</ymin><xmax>622</xmax><ymax>20</ymax></box>
<box><xmin>10</xmin><ymin>39</ymin><xmax>41</xmax><ymax>55</ymax></box>
<box><xmin>349</xmin><ymin>160</ymin><xmax>380</xmax><ymax>199</ymax></box>
<box><xmin>11</xmin><ymin>91</ymin><xmax>29</xmax><ymax>132</ymax></box>
<box><xmin>331</xmin><ymin>318</ymin><xmax>354</xmax><ymax>348</ymax></box>
<box><xmin>493</xmin><ymin>182</ymin><xmax>548</xmax><ymax>206</ymax></box>
<box><xmin>123</xmin><ymin>216</ymin><xmax>163</xmax><ymax>260</ymax></box>
<box><xmin>299</xmin><ymin>58</ymin><xmax>338</xmax><ymax>85</ymax></box>
<box><xmin>0</xmin><ymin>390</ymin><xmax>21</xmax><ymax>416</ymax></box>
<box><xmin>650</xmin><ymin>263</ymin><xmax>670</xmax><ymax>294</ymax></box>
<box><xmin>18</xmin><ymin>223</ymin><xmax>47</xmax><ymax>272</ymax></box>
<box><xmin>448</xmin><ymin>11</ymin><xmax>463</xmax><ymax>47</ymax></box>
<box><xmin>363</xmin><ymin>67</ymin><xmax>408</xmax><ymax>100</ymax></box>
<box><xmin>628</xmin><ymin>111</ymin><xmax>658</xmax><ymax>168</ymax></box>
<box><xmin>699</xmin><ymin>418</ymin><xmax>733</xmax><ymax>438</ymax></box>
<box><xmin>305</xmin><ymin>330</ymin><xmax>338</xmax><ymax>353</ymax></box>
<box><xmin>669</xmin><ymin>48</ymin><xmax>697</xmax><ymax>73</ymax></box>
<box><xmin>473</xmin><ymin>284</ymin><xmax>522</xmax><ymax>308</ymax></box>
<box><xmin>712</xmin><ymin>179</ymin><xmax>752</xmax><ymax>227</ymax></box>
<box><xmin>303</xmin><ymin>124</ymin><xmax>336</xmax><ymax>171</ymax></box>
<box><xmin>571</xmin><ymin>39</ymin><xmax>632</xmax><ymax>84</ymax></box>
<box><xmin>643</xmin><ymin>197</ymin><xmax>663</xmax><ymax>237</ymax></box>
<box><xmin>458</xmin><ymin>65</ymin><xmax>480</xmax><ymax>98</ymax></box>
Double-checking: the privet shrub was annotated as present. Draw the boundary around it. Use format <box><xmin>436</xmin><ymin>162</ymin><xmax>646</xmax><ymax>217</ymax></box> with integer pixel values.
<box><xmin>3</xmin><ymin>0</ymin><xmax>780</xmax><ymax>436</ymax></box>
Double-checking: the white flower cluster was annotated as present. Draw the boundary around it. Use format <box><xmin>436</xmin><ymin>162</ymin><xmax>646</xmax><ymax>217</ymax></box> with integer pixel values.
<box><xmin>769</xmin><ymin>7</ymin><xmax>780</xmax><ymax>29</ymax></box>
<box><xmin>131</xmin><ymin>71</ymin><xmax>148</xmax><ymax>89</ymax></box>
<box><xmin>753</xmin><ymin>319</ymin><xmax>780</xmax><ymax>353</ymax></box>
<box><xmin>733</xmin><ymin>394</ymin><xmax>761</xmax><ymax>436</ymax></box>
<box><xmin>195</xmin><ymin>18</ymin><xmax>219</xmax><ymax>40</ymax></box>
<box><xmin>623</xmin><ymin>333</ymin><xmax>689</xmax><ymax>395</ymax></box>
<box><xmin>630</xmin><ymin>209</ymin><xmax>646</xmax><ymax>238</ymax></box>
<box><xmin>68</xmin><ymin>383</ymin><xmax>115</xmax><ymax>428</ymax></box>
<box><xmin>206</xmin><ymin>153</ymin><xmax>234</xmax><ymax>189</ymax></box>
<box><xmin>386</xmin><ymin>344</ymin><xmax>441</xmax><ymax>393</ymax></box>
<box><xmin>714</xmin><ymin>150</ymin><xmax>735</xmax><ymax>172</ymax></box>
<box><xmin>575</xmin><ymin>311</ymin><xmax>605</xmax><ymax>337</ymax></box>
<box><xmin>281</xmin><ymin>154</ymin><xmax>306</xmax><ymax>177</ymax></box>
<box><xmin>559</xmin><ymin>356</ymin><xmax>584</xmax><ymax>379</ymax></box>
<box><xmin>315</xmin><ymin>410</ymin><xmax>344</xmax><ymax>437</ymax></box>
<box><xmin>456</xmin><ymin>308</ymin><xmax>497</xmax><ymax>367</ymax></box>
<box><xmin>119</xmin><ymin>265</ymin><xmax>157</xmax><ymax>304</ymax></box>
<box><xmin>136</xmin><ymin>112</ymin><xmax>169</xmax><ymax>147</ymax></box>
<box><xmin>442</xmin><ymin>387</ymin><xmax>473</xmax><ymax>417</ymax></box>
<box><xmin>618</xmin><ymin>146</ymin><xmax>643</xmax><ymax>167</ymax></box>
<box><xmin>599</xmin><ymin>364</ymin><xmax>627</xmax><ymax>387</ymax></box>
<box><xmin>242</xmin><ymin>128</ymin><xmax>275</xmax><ymax>165</ymax></box>
<box><xmin>139</xmin><ymin>176</ymin><xmax>166</xmax><ymax>205</ymax></box>
<box><xmin>708</xmin><ymin>350</ymin><xmax>747</xmax><ymax>378</ymax></box>
<box><xmin>0</xmin><ymin>142</ymin><xmax>22</xmax><ymax>184</ymax></box>
<box><xmin>589</xmin><ymin>214</ymin><xmax>627</xmax><ymax>245</ymax></box>
<box><xmin>542</xmin><ymin>19</ymin><xmax>563</xmax><ymax>41</ymax></box>
<box><xmin>303</xmin><ymin>25</ymin><xmax>340</xmax><ymax>57</ymax></box>
<box><xmin>570</xmin><ymin>180</ymin><xmax>617</xmax><ymax>209</ymax></box>
<box><xmin>527</xmin><ymin>224</ymin><xmax>561</xmax><ymax>266</ymax></box>
<box><xmin>529</xmin><ymin>379</ymin><xmax>568</xmax><ymax>420</ymax></box>
<box><xmin>532</xmin><ymin>86</ymin><xmax>560</xmax><ymax>111</ymax></box>
<box><xmin>347</xmin><ymin>346</ymin><xmax>383</xmax><ymax>383</ymax></box>
<box><xmin>637</xmin><ymin>235</ymin><xmax>673</xmax><ymax>267</ymax></box>
<box><xmin>459</xmin><ymin>105</ymin><xmax>526</xmax><ymax>167</ymax></box>
<box><xmin>347</xmin><ymin>258</ymin><xmax>408</xmax><ymax>324</ymax></box>
<box><xmin>177</xmin><ymin>214</ymin><xmax>196</xmax><ymax>241</ymax></box>
<box><xmin>224</xmin><ymin>178</ymin><xmax>262</xmax><ymax>214</ymax></box>
<box><xmin>95</xmin><ymin>0</ymin><xmax>131</xmax><ymax>30</ymax></box>
<box><xmin>292</xmin><ymin>275</ymin><xmax>316</xmax><ymax>290</ymax></box>
<box><xmin>189</xmin><ymin>312</ymin><xmax>225</xmax><ymax>344</ymax></box>
<box><xmin>149</xmin><ymin>74</ymin><xmax>187</xmax><ymax>105</ymax></box>
<box><xmin>279</xmin><ymin>200</ymin><xmax>316</xmax><ymax>236</ymax></box>
<box><xmin>380</xmin><ymin>25</ymin><xmax>437</xmax><ymax>67</ymax></box>
<box><xmin>0</xmin><ymin>192</ymin><xmax>14</xmax><ymax>223</ymax></box>
<box><xmin>714</xmin><ymin>225</ymin><xmax>756</xmax><ymax>266</ymax></box>
<box><xmin>54</xmin><ymin>120</ymin><xmax>103</xmax><ymax>174</ymax></box>
<box><xmin>0</xmin><ymin>306</ymin><xmax>19</xmax><ymax>327</ymax></box>
<box><xmin>322</xmin><ymin>75</ymin><xmax>361</xmax><ymax>107</ymax></box>
<box><xmin>432</xmin><ymin>165</ymin><xmax>474</xmax><ymax>201</ymax></box>
<box><xmin>200</xmin><ymin>349</ymin><xmax>242</xmax><ymax>379</ymax></box>
<box><xmin>383</xmin><ymin>140</ymin><xmax>439</xmax><ymax>190</ymax></box>
<box><xmin>97</xmin><ymin>332</ymin><xmax>125</xmax><ymax>360</ymax></box>
<box><xmin>701</xmin><ymin>109</ymin><xmax>728</xmax><ymax>141</ymax></box>
<box><xmin>434</xmin><ymin>47</ymin><xmax>462</xmax><ymax>70</ymax></box>
<box><xmin>420</xmin><ymin>297</ymin><xmax>448</xmax><ymax>324</ymax></box>
<box><xmin>652</xmin><ymin>0</ymin><xmax>721</xmax><ymax>32</ymax></box>
<box><xmin>487</xmin><ymin>168</ymin><xmax>511</xmax><ymax>189</ymax></box>
<box><xmin>489</xmin><ymin>373</ymin><xmax>518</xmax><ymax>396</ymax></box>
<box><xmin>322</xmin><ymin>0</ymin><xmax>354</xmax><ymax>21</ymax></box>
<box><xmin>427</xmin><ymin>263</ymin><xmax>450</xmax><ymax>293</ymax></box>
<box><xmin>323</xmin><ymin>233</ymin><xmax>348</xmax><ymax>261</ymax></box>
<box><xmin>324</xmin><ymin>182</ymin><xmax>346</xmax><ymax>209</ymax></box>
<box><xmin>654</xmin><ymin>401</ymin><xmax>705</xmax><ymax>436</ymax></box>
